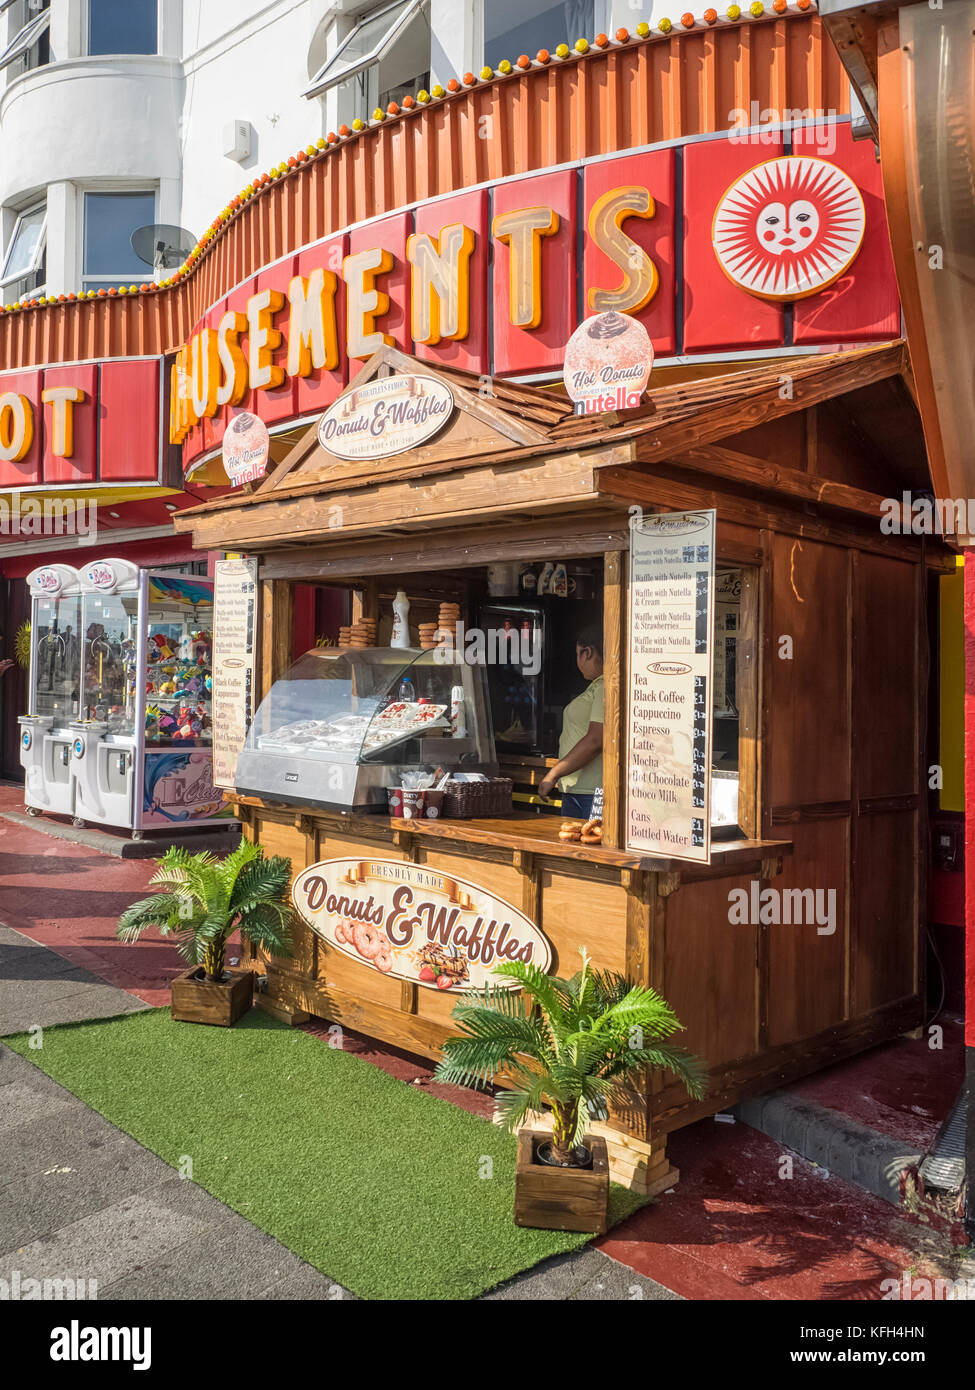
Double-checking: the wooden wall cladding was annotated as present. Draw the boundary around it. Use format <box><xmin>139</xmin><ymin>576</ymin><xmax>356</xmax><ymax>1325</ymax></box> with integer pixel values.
<box><xmin>767</xmin><ymin>817</ymin><xmax>850</xmax><ymax>1048</ymax></box>
<box><xmin>766</xmin><ymin>533</ymin><xmax>924</xmax><ymax>1038</ymax></box>
<box><xmin>0</xmin><ymin>15</ymin><xmax>846</xmax><ymax>371</ymax></box>
<box><xmin>853</xmin><ymin>809</ymin><xmax>920</xmax><ymax>1015</ymax></box>
<box><xmin>854</xmin><ymin>552</ymin><xmax>919</xmax><ymax>799</ymax></box>
<box><xmin>769</xmin><ymin>534</ymin><xmax>851</xmax><ymax>808</ymax></box>
<box><xmin>661</xmin><ymin>874</ymin><xmax>761</xmax><ymax>1071</ymax></box>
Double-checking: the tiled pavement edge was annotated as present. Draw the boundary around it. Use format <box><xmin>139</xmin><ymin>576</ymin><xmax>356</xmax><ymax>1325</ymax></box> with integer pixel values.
<box><xmin>0</xmin><ymin>806</ymin><xmax>240</xmax><ymax>860</ymax></box>
<box><xmin>733</xmin><ymin>1091</ymin><xmax>922</xmax><ymax>1207</ymax></box>
<box><xmin>0</xmin><ymin>924</ymin><xmax>149</xmax><ymax>1034</ymax></box>
<box><xmin>0</xmin><ymin>926</ymin><xmax>679</xmax><ymax>1301</ymax></box>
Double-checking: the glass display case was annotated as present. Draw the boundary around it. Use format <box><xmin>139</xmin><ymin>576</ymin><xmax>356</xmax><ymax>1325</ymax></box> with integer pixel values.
<box><xmin>82</xmin><ymin>588</ymin><xmax>139</xmax><ymax>735</ymax></box>
<box><xmin>142</xmin><ymin>574</ymin><xmax>214</xmax><ymax>749</ymax></box>
<box><xmin>236</xmin><ymin>647</ymin><xmax>497</xmax><ymax>811</ymax></box>
<box><xmin>19</xmin><ymin>559</ymin><xmax>227</xmax><ymax>835</ymax></box>
<box><xmin>20</xmin><ymin>564</ymin><xmax>84</xmax><ymax>817</ymax></box>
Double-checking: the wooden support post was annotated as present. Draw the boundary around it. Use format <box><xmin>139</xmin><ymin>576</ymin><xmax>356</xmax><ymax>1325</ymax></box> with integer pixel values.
<box><xmin>602</xmin><ymin>550</ymin><xmax>626</xmax><ymax>849</ymax></box>
<box><xmin>260</xmin><ymin>577</ymin><xmax>294</xmax><ymax>701</ymax></box>
<box><xmin>353</xmin><ymin>579</ymin><xmax>379</xmax><ymax>627</ymax></box>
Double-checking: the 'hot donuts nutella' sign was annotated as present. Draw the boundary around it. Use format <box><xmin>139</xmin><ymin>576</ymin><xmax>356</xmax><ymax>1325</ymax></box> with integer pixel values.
<box><xmin>292</xmin><ymin>858</ymin><xmax>552</xmax><ymax>991</ymax></box>
<box><xmin>563</xmin><ymin>311</ymin><xmax>653</xmax><ymax>414</ymax></box>
<box><xmin>317</xmin><ymin>374</ymin><xmax>454</xmax><ymax>461</ymax></box>
<box><xmin>223</xmin><ymin>411</ymin><xmax>270</xmax><ymax>486</ymax></box>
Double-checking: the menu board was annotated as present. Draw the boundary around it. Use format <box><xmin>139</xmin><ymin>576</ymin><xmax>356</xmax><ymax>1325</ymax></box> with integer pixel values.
<box><xmin>212</xmin><ymin>556</ymin><xmax>259</xmax><ymax>789</ymax></box>
<box><xmin>626</xmin><ymin>511</ymin><xmax>716</xmax><ymax>864</ymax></box>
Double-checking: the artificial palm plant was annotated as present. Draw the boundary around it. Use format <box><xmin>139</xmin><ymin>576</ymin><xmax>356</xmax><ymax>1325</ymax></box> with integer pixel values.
<box><xmin>117</xmin><ymin>841</ymin><xmax>294</xmax><ymax>982</ymax></box>
<box><xmin>434</xmin><ymin>950</ymin><xmax>706</xmax><ymax>1166</ymax></box>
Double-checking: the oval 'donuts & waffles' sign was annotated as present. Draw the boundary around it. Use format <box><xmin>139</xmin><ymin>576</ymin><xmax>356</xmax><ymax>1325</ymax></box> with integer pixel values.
<box><xmin>712</xmin><ymin>156</ymin><xmax>866</xmax><ymax>302</ymax></box>
<box><xmin>317</xmin><ymin>374</ymin><xmax>454</xmax><ymax>461</ymax></box>
<box><xmin>292</xmin><ymin>858</ymin><xmax>552</xmax><ymax>992</ymax></box>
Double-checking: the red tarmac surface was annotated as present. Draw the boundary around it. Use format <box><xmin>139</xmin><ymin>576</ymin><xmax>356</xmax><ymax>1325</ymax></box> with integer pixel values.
<box><xmin>0</xmin><ymin>781</ymin><xmax>964</xmax><ymax>1301</ymax></box>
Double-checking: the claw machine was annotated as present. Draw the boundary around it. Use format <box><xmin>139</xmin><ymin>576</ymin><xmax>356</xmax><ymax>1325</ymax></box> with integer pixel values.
<box><xmin>20</xmin><ymin>564</ymin><xmax>83</xmax><ymax>817</ymax></box>
<box><xmin>74</xmin><ymin>559</ymin><xmax>229</xmax><ymax>835</ymax></box>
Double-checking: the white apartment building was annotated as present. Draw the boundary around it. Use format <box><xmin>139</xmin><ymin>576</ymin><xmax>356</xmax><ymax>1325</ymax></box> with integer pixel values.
<box><xmin>0</xmin><ymin>0</ymin><xmax>669</xmax><ymax>305</ymax></box>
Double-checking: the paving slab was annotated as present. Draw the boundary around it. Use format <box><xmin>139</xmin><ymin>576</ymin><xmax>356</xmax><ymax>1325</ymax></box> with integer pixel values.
<box><xmin>481</xmin><ymin>1246</ymin><xmax>680</xmax><ymax>1301</ymax></box>
<box><xmin>0</xmin><ymin>922</ymin><xmax>148</xmax><ymax>1035</ymax></box>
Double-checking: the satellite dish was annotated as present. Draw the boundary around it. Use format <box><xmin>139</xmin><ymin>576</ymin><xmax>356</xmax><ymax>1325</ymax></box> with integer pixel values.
<box><xmin>131</xmin><ymin>224</ymin><xmax>198</xmax><ymax>272</ymax></box>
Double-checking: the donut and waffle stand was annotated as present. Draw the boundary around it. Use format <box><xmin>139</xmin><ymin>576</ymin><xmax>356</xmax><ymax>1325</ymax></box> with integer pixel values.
<box><xmin>172</xmin><ymin>329</ymin><xmax>941</xmax><ymax>1197</ymax></box>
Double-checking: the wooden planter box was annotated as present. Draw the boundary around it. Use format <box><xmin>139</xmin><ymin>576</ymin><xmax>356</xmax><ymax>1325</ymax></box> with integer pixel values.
<box><xmin>514</xmin><ymin>1130</ymin><xmax>609</xmax><ymax>1235</ymax></box>
<box><xmin>171</xmin><ymin>966</ymin><xmax>254</xmax><ymax>1028</ymax></box>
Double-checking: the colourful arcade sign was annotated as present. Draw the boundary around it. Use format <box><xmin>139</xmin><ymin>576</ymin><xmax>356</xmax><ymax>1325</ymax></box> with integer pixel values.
<box><xmin>172</xmin><ymin>124</ymin><xmax>899</xmax><ymax>470</ymax></box>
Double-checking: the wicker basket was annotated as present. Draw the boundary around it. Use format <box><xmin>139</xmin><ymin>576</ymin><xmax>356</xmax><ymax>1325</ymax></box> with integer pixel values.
<box><xmin>441</xmin><ymin>777</ymin><xmax>513</xmax><ymax>818</ymax></box>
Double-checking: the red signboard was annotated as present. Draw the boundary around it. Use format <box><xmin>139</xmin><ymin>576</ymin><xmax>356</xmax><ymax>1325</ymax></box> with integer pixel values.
<box><xmin>792</xmin><ymin>123</ymin><xmax>900</xmax><ymax>345</ymax></box>
<box><xmin>0</xmin><ymin>369</ymin><xmax>42</xmax><ymax>488</ymax></box>
<box><xmin>413</xmin><ymin>189</ymin><xmax>489</xmax><ymax>375</ymax></box>
<box><xmin>296</xmin><ymin>235</ymin><xmax>348</xmax><ymax>417</ymax></box>
<box><xmin>492</xmin><ymin>170</ymin><xmax>577</xmax><ymax>377</ymax></box>
<box><xmin>583</xmin><ymin>148</ymin><xmax>676</xmax><ymax>357</ymax></box>
<box><xmin>682</xmin><ymin>134</ymin><xmax>787</xmax><ymax>354</ymax></box>
<box><xmin>0</xmin><ymin>358</ymin><xmax>163</xmax><ymax>489</ymax></box>
<box><xmin>42</xmin><ymin>363</ymin><xmax>98</xmax><ymax>485</ymax></box>
<box><xmin>99</xmin><ymin>359</ymin><xmax>161</xmax><ymax>481</ymax></box>
<box><xmin>168</xmin><ymin>126</ymin><xmax>901</xmax><ymax>472</ymax></box>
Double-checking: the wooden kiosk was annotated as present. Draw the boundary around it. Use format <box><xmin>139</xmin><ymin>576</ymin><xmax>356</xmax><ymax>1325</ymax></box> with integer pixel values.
<box><xmin>175</xmin><ymin>340</ymin><xmax>945</xmax><ymax>1193</ymax></box>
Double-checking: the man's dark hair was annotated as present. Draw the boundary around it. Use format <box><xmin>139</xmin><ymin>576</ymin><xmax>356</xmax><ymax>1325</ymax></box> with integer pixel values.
<box><xmin>575</xmin><ymin>626</ymin><xmax>603</xmax><ymax>658</ymax></box>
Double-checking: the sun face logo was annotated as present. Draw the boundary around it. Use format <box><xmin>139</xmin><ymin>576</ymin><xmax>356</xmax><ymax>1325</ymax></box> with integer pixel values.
<box><xmin>712</xmin><ymin>157</ymin><xmax>866</xmax><ymax>301</ymax></box>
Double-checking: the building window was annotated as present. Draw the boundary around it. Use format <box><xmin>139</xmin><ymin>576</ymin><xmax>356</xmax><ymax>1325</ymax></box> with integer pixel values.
<box><xmin>0</xmin><ymin>0</ymin><xmax>51</xmax><ymax>77</ymax></box>
<box><xmin>305</xmin><ymin>0</ymin><xmax>430</xmax><ymax>103</ymax></box>
<box><xmin>87</xmin><ymin>0</ymin><xmax>158</xmax><ymax>57</ymax></box>
<box><xmin>82</xmin><ymin>190</ymin><xmax>156</xmax><ymax>293</ymax></box>
<box><xmin>483</xmin><ymin>0</ymin><xmax>594</xmax><ymax>70</ymax></box>
<box><xmin>0</xmin><ymin>202</ymin><xmax>46</xmax><ymax>304</ymax></box>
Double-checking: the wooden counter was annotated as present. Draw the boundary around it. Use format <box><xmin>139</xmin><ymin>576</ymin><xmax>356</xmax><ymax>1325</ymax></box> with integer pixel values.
<box><xmin>232</xmin><ymin>796</ymin><xmax>791</xmax><ymax>875</ymax></box>
<box><xmin>233</xmin><ymin>793</ymin><xmax>838</xmax><ymax>1182</ymax></box>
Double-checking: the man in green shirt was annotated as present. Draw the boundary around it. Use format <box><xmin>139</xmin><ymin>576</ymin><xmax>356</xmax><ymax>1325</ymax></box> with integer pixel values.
<box><xmin>538</xmin><ymin>626</ymin><xmax>604</xmax><ymax>819</ymax></box>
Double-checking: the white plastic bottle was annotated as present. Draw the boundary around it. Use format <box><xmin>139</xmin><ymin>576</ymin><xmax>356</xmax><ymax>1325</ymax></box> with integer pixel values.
<box><xmin>391</xmin><ymin>590</ymin><xmax>411</xmax><ymax>649</ymax></box>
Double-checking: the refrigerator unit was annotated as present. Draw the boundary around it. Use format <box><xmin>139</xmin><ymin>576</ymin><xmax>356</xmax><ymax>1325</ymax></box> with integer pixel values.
<box><xmin>476</xmin><ymin>603</ymin><xmax>547</xmax><ymax>756</ymax></box>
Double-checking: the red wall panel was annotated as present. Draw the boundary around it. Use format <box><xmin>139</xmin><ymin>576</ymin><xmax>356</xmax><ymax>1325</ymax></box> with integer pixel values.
<box><xmin>492</xmin><ymin>170</ymin><xmax>577</xmax><ymax>376</ymax></box>
<box><xmin>583</xmin><ymin>150</ymin><xmax>676</xmax><ymax>357</ymax></box>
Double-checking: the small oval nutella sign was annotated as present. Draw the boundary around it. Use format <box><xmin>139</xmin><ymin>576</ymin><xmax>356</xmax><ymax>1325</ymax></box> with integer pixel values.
<box><xmin>223</xmin><ymin>412</ymin><xmax>270</xmax><ymax>487</ymax></box>
<box><xmin>318</xmin><ymin>375</ymin><xmax>454</xmax><ymax>461</ymax></box>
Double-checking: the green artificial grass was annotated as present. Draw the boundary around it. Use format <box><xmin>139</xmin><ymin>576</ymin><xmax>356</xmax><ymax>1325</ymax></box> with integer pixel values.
<box><xmin>5</xmin><ymin>1008</ymin><xmax>646</xmax><ymax>1300</ymax></box>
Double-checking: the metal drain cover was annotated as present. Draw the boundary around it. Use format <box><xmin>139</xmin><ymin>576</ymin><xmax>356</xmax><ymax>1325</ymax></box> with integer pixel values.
<box><xmin>919</xmin><ymin>1087</ymin><xmax>967</xmax><ymax>1194</ymax></box>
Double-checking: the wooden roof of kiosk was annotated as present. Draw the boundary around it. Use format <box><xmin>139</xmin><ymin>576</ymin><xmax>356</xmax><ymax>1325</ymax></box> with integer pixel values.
<box><xmin>174</xmin><ymin>339</ymin><xmax>936</xmax><ymax>575</ymax></box>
